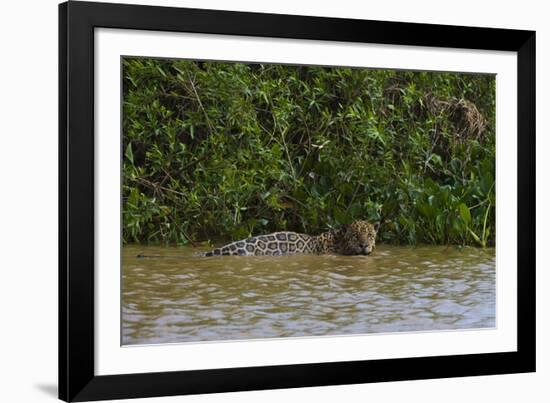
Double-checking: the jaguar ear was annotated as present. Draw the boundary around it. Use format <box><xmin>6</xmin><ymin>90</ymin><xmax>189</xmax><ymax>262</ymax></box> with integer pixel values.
<box><xmin>340</xmin><ymin>223</ymin><xmax>350</xmax><ymax>233</ymax></box>
<box><xmin>373</xmin><ymin>222</ymin><xmax>380</xmax><ymax>232</ymax></box>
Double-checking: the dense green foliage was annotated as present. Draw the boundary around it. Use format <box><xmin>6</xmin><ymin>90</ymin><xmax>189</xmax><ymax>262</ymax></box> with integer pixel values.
<box><xmin>122</xmin><ymin>58</ymin><xmax>495</xmax><ymax>246</ymax></box>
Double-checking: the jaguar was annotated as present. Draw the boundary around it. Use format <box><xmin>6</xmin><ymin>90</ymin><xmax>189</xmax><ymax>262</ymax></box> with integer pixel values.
<box><xmin>201</xmin><ymin>220</ymin><xmax>380</xmax><ymax>257</ymax></box>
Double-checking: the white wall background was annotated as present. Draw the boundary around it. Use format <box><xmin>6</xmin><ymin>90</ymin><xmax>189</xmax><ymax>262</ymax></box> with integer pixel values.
<box><xmin>0</xmin><ymin>1</ymin><xmax>546</xmax><ymax>402</ymax></box>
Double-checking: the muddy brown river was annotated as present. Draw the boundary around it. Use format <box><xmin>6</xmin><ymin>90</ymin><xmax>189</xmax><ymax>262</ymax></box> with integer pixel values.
<box><xmin>122</xmin><ymin>244</ymin><xmax>495</xmax><ymax>345</ymax></box>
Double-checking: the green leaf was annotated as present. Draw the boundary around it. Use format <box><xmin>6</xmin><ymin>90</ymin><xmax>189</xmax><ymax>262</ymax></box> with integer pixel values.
<box><xmin>458</xmin><ymin>203</ymin><xmax>471</xmax><ymax>224</ymax></box>
<box><xmin>156</xmin><ymin>65</ymin><xmax>167</xmax><ymax>77</ymax></box>
<box><xmin>334</xmin><ymin>207</ymin><xmax>349</xmax><ymax>225</ymax></box>
<box><xmin>468</xmin><ymin>228</ymin><xmax>482</xmax><ymax>246</ymax></box>
<box><xmin>125</xmin><ymin>143</ymin><xmax>134</xmax><ymax>164</ymax></box>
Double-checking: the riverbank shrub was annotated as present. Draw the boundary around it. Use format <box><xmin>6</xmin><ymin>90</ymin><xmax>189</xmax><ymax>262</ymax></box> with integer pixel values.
<box><xmin>122</xmin><ymin>58</ymin><xmax>495</xmax><ymax>246</ymax></box>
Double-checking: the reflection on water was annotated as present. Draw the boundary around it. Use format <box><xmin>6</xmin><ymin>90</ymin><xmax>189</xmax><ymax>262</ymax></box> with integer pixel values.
<box><xmin>122</xmin><ymin>244</ymin><xmax>495</xmax><ymax>345</ymax></box>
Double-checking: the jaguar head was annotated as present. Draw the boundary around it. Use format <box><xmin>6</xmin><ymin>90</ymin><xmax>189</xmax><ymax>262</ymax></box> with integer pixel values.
<box><xmin>339</xmin><ymin>220</ymin><xmax>380</xmax><ymax>255</ymax></box>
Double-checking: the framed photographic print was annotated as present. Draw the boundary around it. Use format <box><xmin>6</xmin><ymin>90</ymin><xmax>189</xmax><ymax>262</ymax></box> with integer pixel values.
<box><xmin>59</xmin><ymin>1</ymin><xmax>535</xmax><ymax>401</ymax></box>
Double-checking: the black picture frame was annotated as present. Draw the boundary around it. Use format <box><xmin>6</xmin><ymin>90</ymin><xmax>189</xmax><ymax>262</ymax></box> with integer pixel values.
<box><xmin>59</xmin><ymin>1</ymin><xmax>536</xmax><ymax>401</ymax></box>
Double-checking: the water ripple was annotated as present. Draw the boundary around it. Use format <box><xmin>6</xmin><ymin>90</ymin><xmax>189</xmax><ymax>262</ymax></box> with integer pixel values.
<box><xmin>122</xmin><ymin>244</ymin><xmax>495</xmax><ymax>344</ymax></box>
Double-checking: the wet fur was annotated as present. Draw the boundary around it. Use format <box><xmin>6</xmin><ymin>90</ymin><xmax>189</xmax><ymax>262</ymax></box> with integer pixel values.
<box><xmin>202</xmin><ymin>220</ymin><xmax>379</xmax><ymax>257</ymax></box>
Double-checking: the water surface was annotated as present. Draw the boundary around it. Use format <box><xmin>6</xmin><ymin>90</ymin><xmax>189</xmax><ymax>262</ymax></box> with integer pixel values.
<box><xmin>122</xmin><ymin>244</ymin><xmax>495</xmax><ymax>345</ymax></box>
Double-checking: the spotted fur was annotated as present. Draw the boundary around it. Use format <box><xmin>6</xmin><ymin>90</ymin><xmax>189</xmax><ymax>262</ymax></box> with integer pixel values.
<box><xmin>201</xmin><ymin>220</ymin><xmax>380</xmax><ymax>257</ymax></box>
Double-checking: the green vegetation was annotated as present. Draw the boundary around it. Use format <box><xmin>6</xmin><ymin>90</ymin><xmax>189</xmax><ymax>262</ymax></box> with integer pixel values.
<box><xmin>122</xmin><ymin>58</ymin><xmax>495</xmax><ymax>246</ymax></box>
